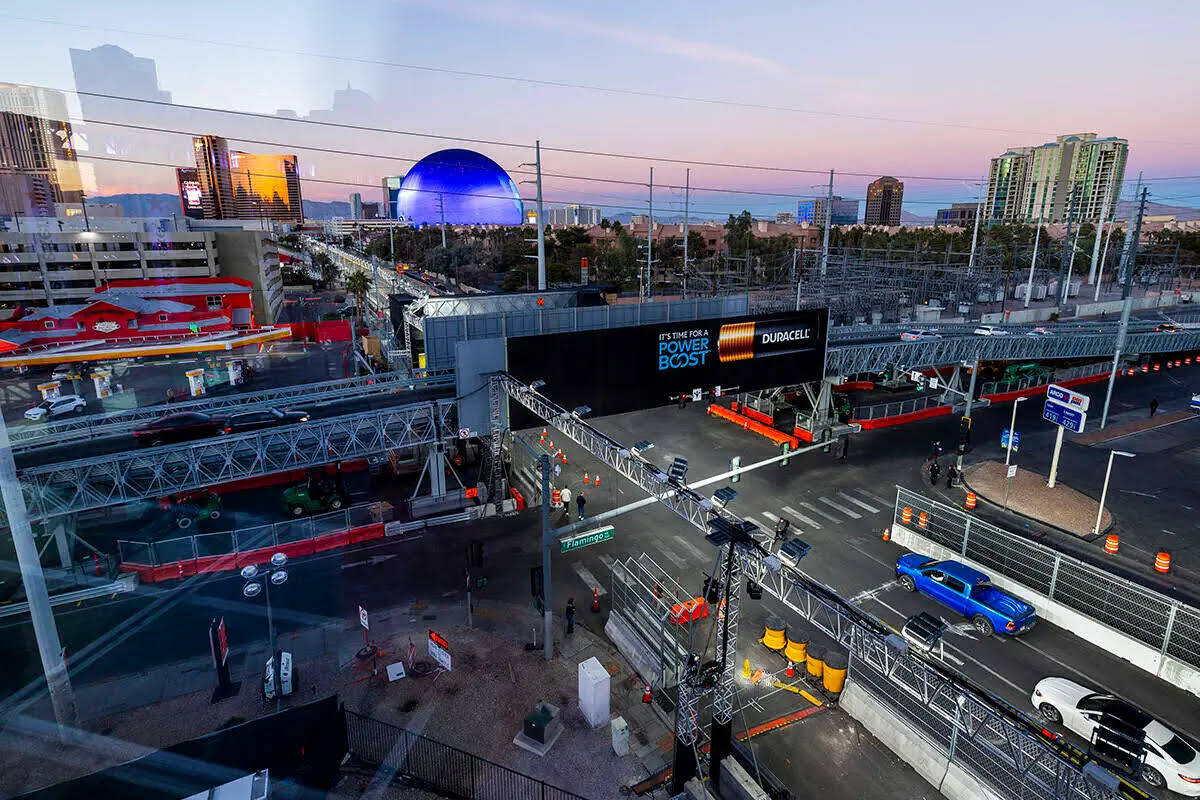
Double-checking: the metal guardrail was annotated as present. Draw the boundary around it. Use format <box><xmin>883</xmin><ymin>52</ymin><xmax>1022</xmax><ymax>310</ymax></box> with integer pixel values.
<box><xmin>853</xmin><ymin>394</ymin><xmax>945</xmax><ymax>421</ymax></box>
<box><xmin>10</xmin><ymin>369</ymin><xmax>454</xmax><ymax>452</ymax></box>
<box><xmin>893</xmin><ymin>487</ymin><xmax>1200</xmax><ymax>672</ymax></box>
<box><xmin>345</xmin><ymin>710</ymin><xmax>589</xmax><ymax>800</ymax></box>
<box><xmin>21</xmin><ymin>399</ymin><xmax>456</xmax><ymax>518</ymax></box>
<box><xmin>979</xmin><ymin>360</ymin><xmax>1111</xmax><ymax>396</ymax></box>
<box><xmin>117</xmin><ymin>502</ymin><xmax>389</xmax><ymax>566</ymax></box>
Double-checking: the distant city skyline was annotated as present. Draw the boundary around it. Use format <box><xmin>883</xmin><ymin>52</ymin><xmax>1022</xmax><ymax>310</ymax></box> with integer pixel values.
<box><xmin>1</xmin><ymin>2</ymin><xmax>1197</xmax><ymax>218</ymax></box>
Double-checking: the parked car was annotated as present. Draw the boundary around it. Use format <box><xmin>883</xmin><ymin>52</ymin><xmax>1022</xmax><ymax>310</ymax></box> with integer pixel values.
<box><xmin>900</xmin><ymin>329</ymin><xmax>942</xmax><ymax>341</ymax></box>
<box><xmin>50</xmin><ymin>364</ymin><xmax>76</xmax><ymax>382</ymax></box>
<box><xmin>226</xmin><ymin>407</ymin><xmax>311</xmax><ymax>434</ymax></box>
<box><xmin>895</xmin><ymin>554</ymin><xmax>1036</xmax><ymax>636</ymax></box>
<box><xmin>1032</xmin><ymin>677</ymin><xmax>1200</xmax><ymax>795</ymax></box>
<box><xmin>282</xmin><ymin>476</ymin><xmax>348</xmax><ymax>517</ymax></box>
<box><xmin>24</xmin><ymin>394</ymin><xmax>86</xmax><ymax>420</ymax></box>
<box><xmin>973</xmin><ymin>325</ymin><xmax>1009</xmax><ymax>336</ymax></box>
<box><xmin>133</xmin><ymin>411</ymin><xmax>229</xmax><ymax>447</ymax></box>
<box><xmin>1192</xmin><ymin>394</ymin><xmax>1200</xmax><ymax>413</ymax></box>
<box><xmin>166</xmin><ymin>491</ymin><xmax>222</xmax><ymax>529</ymax></box>
<box><xmin>1155</xmin><ymin>323</ymin><xmax>1181</xmax><ymax>333</ymax></box>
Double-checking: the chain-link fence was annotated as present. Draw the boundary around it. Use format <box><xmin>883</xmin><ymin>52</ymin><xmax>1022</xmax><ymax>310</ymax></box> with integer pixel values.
<box><xmin>117</xmin><ymin>502</ymin><xmax>390</xmax><ymax>566</ymax></box>
<box><xmin>893</xmin><ymin>487</ymin><xmax>1200</xmax><ymax>671</ymax></box>
<box><xmin>345</xmin><ymin>710</ymin><xmax>589</xmax><ymax>800</ymax></box>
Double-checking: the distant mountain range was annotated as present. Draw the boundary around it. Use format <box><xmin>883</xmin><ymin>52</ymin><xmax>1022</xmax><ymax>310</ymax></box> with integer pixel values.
<box><xmin>1116</xmin><ymin>199</ymin><xmax>1200</xmax><ymax>221</ymax></box>
<box><xmin>92</xmin><ymin>194</ymin><xmax>353</xmax><ymax>220</ymax></box>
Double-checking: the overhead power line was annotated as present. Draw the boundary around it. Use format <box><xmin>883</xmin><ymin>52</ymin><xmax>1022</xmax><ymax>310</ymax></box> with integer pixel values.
<box><xmin>6</xmin><ymin>13</ymin><xmax>1200</xmax><ymax>149</ymax></box>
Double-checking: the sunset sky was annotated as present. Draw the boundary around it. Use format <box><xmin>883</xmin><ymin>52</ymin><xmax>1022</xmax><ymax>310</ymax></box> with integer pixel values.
<box><xmin>2</xmin><ymin>0</ymin><xmax>1198</xmax><ymax>218</ymax></box>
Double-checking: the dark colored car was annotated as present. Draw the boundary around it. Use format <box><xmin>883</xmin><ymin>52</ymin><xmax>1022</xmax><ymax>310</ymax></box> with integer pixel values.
<box><xmin>226</xmin><ymin>407</ymin><xmax>311</xmax><ymax>434</ymax></box>
<box><xmin>133</xmin><ymin>411</ymin><xmax>229</xmax><ymax>447</ymax></box>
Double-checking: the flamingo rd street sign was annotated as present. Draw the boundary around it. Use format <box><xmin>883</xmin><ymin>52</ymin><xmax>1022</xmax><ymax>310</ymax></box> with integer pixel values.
<box><xmin>560</xmin><ymin>525</ymin><xmax>615</xmax><ymax>554</ymax></box>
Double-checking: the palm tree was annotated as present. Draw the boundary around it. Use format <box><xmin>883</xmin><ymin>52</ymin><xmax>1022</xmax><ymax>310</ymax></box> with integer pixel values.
<box><xmin>344</xmin><ymin>269</ymin><xmax>370</xmax><ymax>323</ymax></box>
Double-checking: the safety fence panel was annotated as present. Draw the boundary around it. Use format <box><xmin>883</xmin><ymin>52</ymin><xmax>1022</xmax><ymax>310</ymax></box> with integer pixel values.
<box><xmin>344</xmin><ymin>710</ymin><xmax>589</xmax><ymax>800</ymax></box>
<box><xmin>893</xmin><ymin>487</ymin><xmax>1200</xmax><ymax>672</ymax></box>
<box><xmin>979</xmin><ymin>360</ymin><xmax>1111</xmax><ymax>397</ymax></box>
<box><xmin>854</xmin><ymin>395</ymin><xmax>945</xmax><ymax>421</ymax></box>
<box><xmin>118</xmin><ymin>503</ymin><xmax>389</xmax><ymax>566</ymax></box>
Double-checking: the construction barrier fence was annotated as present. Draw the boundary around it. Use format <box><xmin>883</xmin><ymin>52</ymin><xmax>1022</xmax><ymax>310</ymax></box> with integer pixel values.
<box><xmin>893</xmin><ymin>487</ymin><xmax>1200</xmax><ymax>673</ymax></box>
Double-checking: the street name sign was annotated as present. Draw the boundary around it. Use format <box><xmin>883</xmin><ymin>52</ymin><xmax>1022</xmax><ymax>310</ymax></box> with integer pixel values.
<box><xmin>561</xmin><ymin>525</ymin><xmax>615</xmax><ymax>554</ymax></box>
<box><xmin>1046</xmin><ymin>383</ymin><xmax>1090</xmax><ymax>412</ymax></box>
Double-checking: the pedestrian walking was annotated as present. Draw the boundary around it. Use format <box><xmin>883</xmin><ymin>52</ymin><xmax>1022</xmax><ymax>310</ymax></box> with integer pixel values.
<box><xmin>946</xmin><ymin>464</ymin><xmax>957</xmax><ymax>489</ymax></box>
<box><xmin>929</xmin><ymin>460</ymin><xmax>941</xmax><ymax>487</ymax></box>
<box><xmin>576</xmin><ymin>491</ymin><xmax>586</xmax><ymax>521</ymax></box>
<box><xmin>559</xmin><ymin>485</ymin><xmax>572</xmax><ymax>513</ymax></box>
<box><xmin>930</xmin><ymin>440</ymin><xmax>943</xmax><ymax>460</ymax></box>
<box><xmin>565</xmin><ymin>598</ymin><xmax>576</xmax><ymax>635</ymax></box>
<box><xmin>1150</xmin><ymin>398</ymin><xmax>1159</xmax><ymax>417</ymax></box>
<box><xmin>773</xmin><ymin>516</ymin><xmax>790</xmax><ymax>541</ymax></box>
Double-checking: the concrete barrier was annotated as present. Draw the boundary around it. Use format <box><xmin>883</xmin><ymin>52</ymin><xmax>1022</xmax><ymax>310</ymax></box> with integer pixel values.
<box><xmin>604</xmin><ymin>613</ymin><xmax>662</xmax><ymax>688</ymax></box>
<box><xmin>840</xmin><ymin>679</ymin><xmax>1004</xmax><ymax>800</ymax></box>
<box><xmin>719</xmin><ymin>757</ymin><xmax>769</xmax><ymax>800</ymax></box>
<box><xmin>890</xmin><ymin>522</ymin><xmax>1200</xmax><ymax>698</ymax></box>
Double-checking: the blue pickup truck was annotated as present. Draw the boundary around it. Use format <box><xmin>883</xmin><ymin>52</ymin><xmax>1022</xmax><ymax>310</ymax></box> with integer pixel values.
<box><xmin>895</xmin><ymin>554</ymin><xmax>1036</xmax><ymax>636</ymax></box>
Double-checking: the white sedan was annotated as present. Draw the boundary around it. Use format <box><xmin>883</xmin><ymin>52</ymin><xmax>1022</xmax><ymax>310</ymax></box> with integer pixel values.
<box><xmin>24</xmin><ymin>394</ymin><xmax>87</xmax><ymax>421</ymax></box>
<box><xmin>1032</xmin><ymin>677</ymin><xmax>1200</xmax><ymax>795</ymax></box>
<box><xmin>973</xmin><ymin>325</ymin><xmax>1009</xmax><ymax>336</ymax></box>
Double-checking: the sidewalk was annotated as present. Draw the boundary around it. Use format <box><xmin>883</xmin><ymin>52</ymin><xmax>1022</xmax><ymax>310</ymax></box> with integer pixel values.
<box><xmin>0</xmin><ymin>595</ymin><xmax>670</xmax><ymax>798</ymax></box>
<box><xmin>962</xmin><ymin>460</ymin><xmax>1110</xmax><ymax>539</ymax></box>
<box><xmin>1074</xmin><ymin>410</ymin><xmax>1195</xmax><ymax>446</ymax></box>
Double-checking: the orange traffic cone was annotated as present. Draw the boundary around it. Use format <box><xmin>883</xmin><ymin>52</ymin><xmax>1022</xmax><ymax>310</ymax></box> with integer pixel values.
<box><xmin>785</xmin><ymin>660</ymin><xmax>795</xmax><ymax>678</ymax></box>
<box><xmin>882</xmin><ymin>527</ymin><xmax>890</xmax><ymax>542</ymax></box>
<box><xmin>642</xmin><ymin>684</ymin><xmax>652</xmax><ymax>703</ymax></box>
<box><xmin>583</xmin><ymin>471</ymin><xmax>589</xmax><ymax>483</ymax></box>
<box><xmin>594</xmin><ymin>474</ymin><xmax>601</xmax><ymax>486</ymax></box>
<box><xmin>591</xmin><ymin>587</ymin><xmax>600</xmax><ymax>612</ymax></box>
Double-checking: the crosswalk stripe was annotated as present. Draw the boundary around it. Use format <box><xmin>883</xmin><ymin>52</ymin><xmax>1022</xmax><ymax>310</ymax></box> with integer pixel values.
<box><xmin>818</xmin><ymin>496</ymin><xmax>862</xmax><ymax>519</ymax></box>
<box><xmin>839</xmin><ymin>491</ymin><xmax>880</xmax><ymax>514</ymax></box>
<box><xmin>799</xmin><ymin>501</ymin><xmax>841</xmax><ymax>524</ymax></box>
<box><xmin>761</xmin><ymin>511</ymin><xmax>781</xmax><ymax>522</ymax></box>
<box><xmin>598</xmin><ymin>554</ymin><xmax>616</xmax><ymax>570</ymax></box>
<box><xmin>571</xmin><ymin>562</ymin><xmax>608</xmax><ymax>595</ymax></box>
<box><xmin>855</xmin><ymin>488</ymin><xmax>891</xmax><ymax>506</ymax></box>
<box><xmin>655</xmin><ymin>545</ymin><xmax>689</xmax><ymax>571</ymax></box>
<box><xmin>783</xmin><ymin>505</ymin><xmax>821</xmax><ymax>529</ymax></box>
<box><xmin>745</xmin><ymin>515</ymin><xmax>768</xmax><ymax>531</ymax></box>
<box><xmin>672</xmin><ymin>535</ymin><xmax>709</xmax><ymax>563</ymax></box>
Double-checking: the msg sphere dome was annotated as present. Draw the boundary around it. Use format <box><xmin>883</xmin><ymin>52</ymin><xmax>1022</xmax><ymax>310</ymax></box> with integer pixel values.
<box><xmin>397</xmin><ymin>149</ymin><xmax>524</xmax><ymax>226</ymax></box>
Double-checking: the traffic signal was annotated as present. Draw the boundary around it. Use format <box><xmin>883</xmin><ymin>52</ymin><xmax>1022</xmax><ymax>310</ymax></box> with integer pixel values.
<box><xmin>957</xmin><ymin>416</ymin><xmax>972</xmax><ymax>454</ymax></box>
<box><xmin>530</xmin><ymin>565</ymin><xmax>544</xmax><ymax>599</ymax></box>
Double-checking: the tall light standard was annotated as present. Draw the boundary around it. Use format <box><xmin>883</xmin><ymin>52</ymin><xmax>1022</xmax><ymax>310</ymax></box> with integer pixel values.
<box><xmin>1002</xmin><ymin>396</ymin><xmax>1027</xmax><ymax>508</ymax></box>
<box><xmin>1094</xmin><ymin>450</ymin><xmax>1134</xmax><ymax>536</ymax></box>
<box><xmin>242</xmin><ymin>553</ymin><xmax>288</xmax><ymax>712</ymax></box>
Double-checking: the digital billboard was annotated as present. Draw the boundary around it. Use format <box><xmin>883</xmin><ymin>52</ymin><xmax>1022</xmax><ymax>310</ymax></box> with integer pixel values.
<box><xmin>505</xmin><ymin>308</ymin><xmax>828</xmax><ymax>418</ymax></box>
<box><xmin>176</xmin><ymin>167</ymin><xmax>204</xmax><ymax>219</ymax></box>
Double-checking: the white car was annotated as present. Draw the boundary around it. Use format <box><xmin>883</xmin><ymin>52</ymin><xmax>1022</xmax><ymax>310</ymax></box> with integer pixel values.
<box><xmin>973</xmin><ymin>325</ymin><xmax>1009</xmax><ymax>336</ymax></box>
<box><xmin>24</xmin><ymin>394</ymin><xmax>86</xmax><ymax>421</ymax></box>
<box><xmin>1191</xmin><ymin>394</ymin><xmax>1200</xmax><ymax>413</ymax></box>
<box><xmin>1032</xmin><ymin>677</ymin><xmax>1200</xmax><ymax>795</ymax></box>
<box><xmin>900</xmin><ymin>329</ymin><xmax>942</xmax><ymax>341</ymax></box>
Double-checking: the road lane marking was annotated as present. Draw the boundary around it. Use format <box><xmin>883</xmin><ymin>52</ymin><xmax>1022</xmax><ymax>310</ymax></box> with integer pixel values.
<box><xmin>848</xmin><ymin>579</ymin><xmax>899</xmax><ymax>604</ymax></box>
<box><xmin>745</xmin><ymin>515</ymin><xmax>769</xmax><ymax>531</ymax></box>
<box><xmin>855</xmin><ymin>488</ymin><xmax>891</xmax><ymax>506</ymax></box>
<box><xmin>654</xmin><ymin>545</ymin><xmax>689</xmax><ymax>571</ymax></box>
<box><xmin>838</xmin><ymin>491</ymin><xmax>880</xmax><ymax>514</ymax></box>
<box><xmin>761</xmin><ymin>511</ymin><xmax>781</xmax><ymax>522</ymax></box>
<box><xmin>798</xmin><ymin>501</ymin><xmax>841</xmax><ymax>524</ymax></box>
<box><xmin>782</xmin><ymin>505</ymin><xmax>821</xmax><ymax>529</ymax></box>
<box><xmin>672</xmin><ymin>535</ymin><xmax>708</xmax><ymax>563</ymax></box>
<box><xmin>571</xmin><ymin>562</ymin><xmax>608</xmax><ymax>595</ymax></box>
<box><xmin>817</xmin><ymin>496</ymin><xmax>862</xmax><ymax>519</ymax></box>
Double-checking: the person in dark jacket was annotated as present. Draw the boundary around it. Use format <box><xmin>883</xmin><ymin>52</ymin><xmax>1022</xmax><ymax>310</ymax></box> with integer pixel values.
<box><xmin>565</xmin><ymin>598</ymin><xmax>576</xmax><ymax>635</ymax></box>
<box><xmin>576</xmin><ymin>492</ymin><xmax>586</xmax><ymax>521</ymax></box>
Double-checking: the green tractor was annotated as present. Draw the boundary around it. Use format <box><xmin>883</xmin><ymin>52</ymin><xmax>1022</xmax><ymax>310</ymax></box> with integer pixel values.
<box><xmin>282</xmin><ymin>475</ymin><xmax>348</xmax><ymax>517</ymax></box>
<box><xmin>167</xmin><ymin>491</ymin><xmax>222</xmax><ymax>529</ymax></box>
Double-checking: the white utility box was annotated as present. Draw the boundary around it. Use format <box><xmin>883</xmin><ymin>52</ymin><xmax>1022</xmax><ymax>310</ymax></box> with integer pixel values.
<box><xmin>611</xmin><ymin>716</ymin><xmax>629</xmax><ymax>756</ymax></box>
<box><xmin>577</xmin><ymin>656</ymin><xmax>610</xmax><ymax>729</ymax></box>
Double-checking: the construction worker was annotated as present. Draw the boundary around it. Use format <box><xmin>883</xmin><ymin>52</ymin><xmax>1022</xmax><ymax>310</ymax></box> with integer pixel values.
<box><xmin>565</xmin><ymin>597</ymin><xmax>576</xmax><ymax>635</ymax></box>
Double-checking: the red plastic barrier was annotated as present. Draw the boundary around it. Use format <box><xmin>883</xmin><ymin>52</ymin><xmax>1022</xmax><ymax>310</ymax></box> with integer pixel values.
<box><xmin>740</xmin><ymin>405</ymin><xmax>774</xmax><ymax>426</ymax></box>
<box><xmin>833</xmin><ymin>381</ymin><xmax>875</xmax><ymax>392</ymax></box>
<box><xmin>118</xmin><ymin>562</ymin><xmax>156</xmax><ymax>582</ymax></box>
<box><xmin>235</xmin><ymin>546</ymin><xmax>278</xmax><ymax>568</ymax></box>
<box><xmin>195</xmin><ymin>554</ymin><xmax>239</xmax><ymax>574</ymax></box>
<box><xmin>852</xmin><ymin>404</ymin><xmax>953</xmax><ymax>430</ymax></box>
<box><xmin>348</xmin><ymin>523</ymin><xmax>384</xmax><ymax>543</ymax></box>
<box><xmin>981</xmin><ymin>371</ymin><xmax>1110</xmax><ymax>404</ymax></box>
<box><xmin>707</xmin><ymin>404</ymin><xmax>800</xmax><ymax>448</ymax></box>
<box><xmin>509</xmin><ymin>487</ymin><xmax>527</xmax><ymax>511</ymax></box>
<box><xmin>277</xmin><ymin>539</ymin><xmax>315</xmax><ymax>560</ymax></box>
<box><xmin>312</xmin><ymin>531</ymin><xmax>351</xmax><ymax>553</ymax></box>
<box><xmin>793</xmin><ymin>426</ymin><xmax>814</xmax><ymax>443</ymax></box>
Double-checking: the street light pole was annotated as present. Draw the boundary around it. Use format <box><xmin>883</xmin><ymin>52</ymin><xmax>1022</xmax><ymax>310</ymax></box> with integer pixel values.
<box><xmin>1024</xmin><ymin>210</ymin><xmax>1042</xmax><ymax>309</ymax></box>
<box><xmin>1094</xmin><ymin>450</ymin><xmax>1134</xmax><ymax>536</ymax></box>
<box><xmin>1003</xmin><ymin>396</ymin><xmax>1027</xmax><ymax>508</ymax></box>
<box><xmin>540</xmin><ymin>453</ymin><xmax>553</xmax><ymax>661</ymax></box>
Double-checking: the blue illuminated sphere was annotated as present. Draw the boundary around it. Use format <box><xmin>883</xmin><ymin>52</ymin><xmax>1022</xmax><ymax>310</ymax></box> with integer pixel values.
<box><xmin>397</xmin><ymin>149</ymin><xmax>524</xmax><ymax>226</ymax></box>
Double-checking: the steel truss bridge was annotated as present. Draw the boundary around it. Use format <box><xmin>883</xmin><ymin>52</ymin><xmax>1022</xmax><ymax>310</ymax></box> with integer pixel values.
<box><xmin>19</xmin><ymin>400</ymin><xmax>456</xmax><ymax>519</ymax></box>
<box><xmin>10</xmin><ymin>370</ymin><xmax>454</xmax><ymax>454</ymax></box>
<box><xmin>827</xmin><ymin>329</ymin><xmax>1200</xmax><ymax>376</ymax></box>
<box><xmin>497</xmin><ymin>371</ymin><xmax>1145</xmax><ymax>800</ymax></box>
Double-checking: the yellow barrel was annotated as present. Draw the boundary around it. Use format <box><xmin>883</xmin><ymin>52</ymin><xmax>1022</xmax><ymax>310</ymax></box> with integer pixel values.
<box><xmin>822</xmin><ymin>649</ymin><xmax>848</xmax><ymax>694</ymax></box>
<box><xmin>784</xmin><ymin>627</ymin><xmax>809</xmax><ymax>664</ymax></box>
<box><xmin>805</xmin><ymin>645</ymin><xmax>825</xmax><ymax>678</ymax></box>
<box><xmin>762</xmin><ymin>617</ymin><xmax>786</xmax><ymax>650</ymax></box>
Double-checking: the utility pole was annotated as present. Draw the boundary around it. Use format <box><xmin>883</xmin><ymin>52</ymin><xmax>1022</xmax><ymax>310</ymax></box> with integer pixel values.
<box><xmin>645</xmin><ymin>167</ymin><xmax>654</xmax><ymax>301</ymax></box>
<box><xmin>1100</xmin><ymin>187</ymin><xmax>1149</xmax><ymax>429</ymax></box>
<box><xmin>954</xmin><ymin>359</ymin><xmax>979</xmax><ymax>482</ymax></box>
<box><xmin>438</xmin><ymin>193</ymin><xmax>447</xmax><ymax>249</ymax></box>
<box><xmin>1058</xmin><ymin>186</ymin><xmax>1079</xmax><ymax>308</ymax></box>
<box><xmin>1093</xmin><ymin>216</ymin><xmax>1116</xmax><ymax>302</ymax></box>
<box><xmin>682</xmin><ymin>168</ymin><xmax>689</xmax><ymax>300</ymax></box>
<box><xmin>535</xmin><ymin>141</ymin><xmax>546</xmax><ymax>290</ymax></box>
<box><xmin>966</xmin><ymin>181</ymin><xmax>983</xmax><ymax>273</ymax></box>
<box><xmin>820</xmin><ymin>169</ymin><xmax>833</xmax><ymax>277</ymax></box>
<box><xmin>0</xmin><ymin>415</ymin><xmax>78</xmax><ymax>737</ymax></box>
<box><xmin>80</xmin><ymin>190</ymin><xmax>91</xmax><ymax>233</ymax></box>
<box><xmin>1087</xmin><ymin>177</ymin><xmax>1114</xmax><ymax>285</ymax></box>
<box><xmin>539</xmin><ymin>454</ymin><xmax>553</xmax><ymax>660</ymax></box>
<box><xmin>793</xmin><ymin>247</ymin><xmax>801</xmax><ymax>311</ymax></box>
<box><xmin>1024</xmin><ymin>209</ymin><xmax>1043</xmax><ymax>308</ymax></box>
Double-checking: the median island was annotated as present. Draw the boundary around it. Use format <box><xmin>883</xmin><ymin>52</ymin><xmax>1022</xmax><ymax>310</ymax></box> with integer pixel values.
<box><xmin>962</xmin><ymin>461</ymin><xmax>1111</xmax><ymax>539</ymax></box>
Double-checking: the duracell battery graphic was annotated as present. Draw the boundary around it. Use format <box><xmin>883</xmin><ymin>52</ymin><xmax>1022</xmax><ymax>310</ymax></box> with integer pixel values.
<box><xmin>718</xmin><ymin>320</ymin><xmax>815</xmax><ymax>363</ymax></box>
